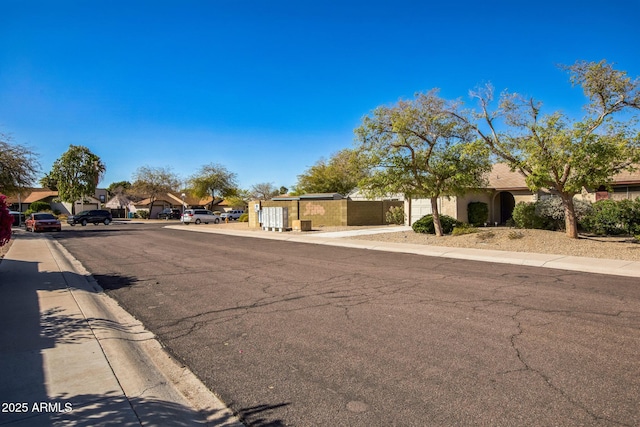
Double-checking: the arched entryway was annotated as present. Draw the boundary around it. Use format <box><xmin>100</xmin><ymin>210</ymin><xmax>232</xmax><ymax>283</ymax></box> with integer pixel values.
<box><xmin>499</xmin><ymin>192</ymin><xmax>516</xmax><ymax>224</ymax></box>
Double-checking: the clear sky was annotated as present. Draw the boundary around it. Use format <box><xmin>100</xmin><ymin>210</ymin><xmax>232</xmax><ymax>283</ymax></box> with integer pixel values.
<box><xmin>1</xmin><ymin>0</ymin><xmax>639</xmax><ymax>190</ymax></box>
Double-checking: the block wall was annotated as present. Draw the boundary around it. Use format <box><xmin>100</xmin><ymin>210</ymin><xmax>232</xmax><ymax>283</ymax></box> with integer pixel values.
<box><xmin>299</xmin><ymin>200</ymin><xmax>347</xmax><ymax>227</ymax></box>
<box><xmin>347</xmin><ymin>200</ymin><xmax>403</xmax><ymax>225</ymax></box>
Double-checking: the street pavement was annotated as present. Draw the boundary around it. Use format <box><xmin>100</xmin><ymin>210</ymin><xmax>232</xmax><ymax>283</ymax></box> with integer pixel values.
<box><xmin>1</xmin><ymin>224</ymin><xmax>639</xmax><ymax>426</ymax></box>
<box><xmin>166</xmin><ymin>224</ymin><xmax>640</xmax><ymax>278</ymax></box>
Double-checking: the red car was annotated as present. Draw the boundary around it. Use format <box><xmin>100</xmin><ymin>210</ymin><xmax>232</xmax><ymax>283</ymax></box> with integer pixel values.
<box><xmin>25</xmin><ymin>213</ymin><xmax>62</xmax><ymax>232</ymax></box>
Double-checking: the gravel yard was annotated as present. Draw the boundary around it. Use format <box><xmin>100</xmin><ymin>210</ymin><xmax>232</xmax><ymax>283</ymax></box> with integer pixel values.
<box><xmin>350</xmin><ymin>227</ymin><xmax>640</xmax><ymax>262</ymax></box>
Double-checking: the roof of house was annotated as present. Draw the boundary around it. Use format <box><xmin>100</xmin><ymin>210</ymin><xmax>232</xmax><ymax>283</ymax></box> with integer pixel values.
<box><xmin>23</xmin><ymin>189</ymin><xmax>59</xmax><ymax>203</ymax></box>
<box><xmin>486</xmin><ymin>163</ymin><xmax>528</xmax><ymax>190</ymax></box>
<box><xmin>4</xmin><ymin>188</ymin><xmax>108</xmax><ymax>204</ymax></box>
<box><xmin>105</xmin><ymin>194</ymin><xmax>135</xmax><ymax>209</ymax></box>
<box><xmin>485</xmin><ymin>163</ymin><xmax>640</xmax><ymax>190</ymax></box>
<box><xmin>135</xmin><ymin>192</ymin><xmax>226</xmax><ymax>207</ymax></box>
<box><xmin>611</xmin><ymin>167</ymin><xmax>640</xmax><ymax>185</ymax></box>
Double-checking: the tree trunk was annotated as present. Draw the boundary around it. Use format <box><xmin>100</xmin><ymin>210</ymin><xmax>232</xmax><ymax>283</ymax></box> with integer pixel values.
<box><xmin>561</xmin><ymin>193</ymin><xmax>579</xmax><ymax>239</ymax></box>
<box><xmin>431</xmin><ymin>196</ymin><xmax>444</xmax><ymax>237</ymax></box>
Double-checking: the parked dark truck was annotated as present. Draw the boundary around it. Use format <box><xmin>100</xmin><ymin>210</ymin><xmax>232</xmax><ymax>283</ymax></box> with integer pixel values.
<box><xmin>67</xmin><ymin>209</ymin><xmax>112</xmax><ymax>226</ymax></box>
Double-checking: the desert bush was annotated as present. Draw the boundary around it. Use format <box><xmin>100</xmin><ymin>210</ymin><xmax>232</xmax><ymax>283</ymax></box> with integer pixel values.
<box><xmin>476</xmin><ymin>231</ymin><xmax>495</xmax><ymax>241</ymax></box>
<box><xmin>412</xmin><ymin>214</ymin><xmax>461</xmax><ymax>235</ymax></box>
<box><xmin>536</xmin><ymin>196</ymin><xmax>592</xmax><ymax>230</ymax></box>
<box><xmin>137</xmin><ymin>210</ymin><xmax>150</xmax><ymax>219</ymax></box>
<box><xmin>385</xmin><ymin>206</ymin><xmax>405</xmax><ymax>225</ymax></box>
<box><xmin>452</xmin><ymin>223</ymin><xmax>478</xmax><ymax>236</ymax></box>
<box><xmin>508</xmin><ymin>230</ymin><xmax>525</xmax><ymax>239</ymax></box>
<box><xmin>467</xmin><ymin>202</ymin><xmax>488</xmax><ymax>227</ymax></box>
<box><xmin>512</xmin><ymin>198</ymin><xmax>592</xmax><ymax>231</ymax></box>
<box><xmin>238</xmin><ymin>213</ymin><xmax>249</xmax><ymax>222</ymax></box>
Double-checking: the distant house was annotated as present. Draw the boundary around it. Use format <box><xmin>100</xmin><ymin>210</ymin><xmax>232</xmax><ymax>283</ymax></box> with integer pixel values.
<box><xmin>132</xmin><ymin>192</ymin><xmax>239</xmax><ymax>218</ymax></box>
<box><xmin>105</xmin><ymin>194</ymin><xmax>136</xmax><ymax>218</ymax></box>
<box><xmin>406</xmin><ymin>163</ymin><xmax>640</xmax><ymax>226</ymax></box>
<box><xmin>5</xmin><ymin>188</ymin><xmax>105</xmax><ymax>215</ymax></box>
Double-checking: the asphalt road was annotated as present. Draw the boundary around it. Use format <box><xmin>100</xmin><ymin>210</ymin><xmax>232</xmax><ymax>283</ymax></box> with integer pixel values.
<box><xmin>52</xmin><ymin>222</ymin><xmax>640</xmax><ymax>427</ymax></box>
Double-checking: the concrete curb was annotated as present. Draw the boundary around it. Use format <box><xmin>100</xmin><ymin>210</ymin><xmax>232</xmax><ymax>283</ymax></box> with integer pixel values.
<box><xmin>0</xmin><ymin>234</ymin><xmax>243</xmax><ymax>427</ymax></box>
<box><xmin>47</xmin><ymin>238</ymin><xmax>244</xmax><ymax>427</ymax></box>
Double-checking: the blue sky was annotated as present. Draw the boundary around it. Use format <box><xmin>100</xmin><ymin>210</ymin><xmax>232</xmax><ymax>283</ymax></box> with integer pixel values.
<box><xmin>1</xmin><ymin>0</ymin><xmax>639</xmax><ymax>190</ymax></box>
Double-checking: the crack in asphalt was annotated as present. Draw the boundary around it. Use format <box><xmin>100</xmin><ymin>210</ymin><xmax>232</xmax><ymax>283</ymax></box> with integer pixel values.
<box><xmin>508</xmin><ymin>308</ymin><xmax>635</xmax><ymax>427</ymax></box>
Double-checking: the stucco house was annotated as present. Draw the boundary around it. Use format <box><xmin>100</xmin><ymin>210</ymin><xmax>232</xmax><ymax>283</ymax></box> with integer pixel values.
<box><xmin>6</xmin><ymin>188</ymin><xmax>106</xmax><ymax>215</ymax></box>
<box><xmin>406</xmin><ymin>163</ymin><xmax>640</xmax><ymax>226</ymax></box>
<box><xmin>132</xmin><ymin>192</ymin><xmax>240</xmax><ymax>218</ymax></box>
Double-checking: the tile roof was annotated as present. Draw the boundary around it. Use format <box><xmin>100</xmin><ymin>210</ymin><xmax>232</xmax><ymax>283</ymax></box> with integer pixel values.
<box><xmin>485</xmin><ymin>163</ymin><xmax>640</xmax><ymax>190</ymax></box>
<box><xmin>611</xmin><ymin>167</ymin><xmax>640</xmax><ymax>185</ymax></box>
<box><xmin>486</xmin><ymin>163</ymin><xmax>528</xmax><ymax>190</ymax></box>
<box><xmin>23</xmin><ymin>189</ymin><xmax>59</xmax><ymax>203</ymax></box>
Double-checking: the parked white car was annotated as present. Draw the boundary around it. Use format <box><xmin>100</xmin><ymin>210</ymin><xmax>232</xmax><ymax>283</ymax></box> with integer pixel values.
<box><xmin>220</xmin><ymin>210</ymin><xmax>245</xmax><ymax>221</ymax></box>
<box><xmin>181</xmin><ymin>209</ymin><xmax>221</xmax><ymax>224</ymax></box>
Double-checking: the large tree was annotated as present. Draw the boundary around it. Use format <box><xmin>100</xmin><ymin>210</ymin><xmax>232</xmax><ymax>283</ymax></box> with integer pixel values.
<box><xmin>49</xmin><ymin>145</ymin><xmax>105</xmax><ymax>214</ymax></box>
<box><xmin>453</xmin><ymin>60</ymin><xmax>640</xmax><ymax>238</ymax></box>
<box><xmin>106</xmin><ymin>180</ymin><xmax>132</xmax><ymax>195</ymax></box>
<box><xmin>224</xmin><ymin>188</ymin><xmax>252</xmax><ymax>209</ymax></box>
<box><xmin>355</xmin><ymin>90</ymin><xmax>491</xmax><ymax>236</ymax></box>
<box><xmin>296</xmin><ymin>148</ymin><xmax>366</xmax><ymax>195</ymax></box>
<box><xmin>250</xmin><ymin>182</ymin><xmax>280</xmax><ymax>200</ymax></box>
<box><xmin>188</xmin><ymin>163</ymin><xmax>238</xmax><ymax>210</ymax></box>
<box><xmin>39</xmin><ymin>172</ymin><xmax>58</xmax><ymax>190</ymax></box>
<box><xmin>0</xmin><ymin>134</ymin><xmax>40</xmax><ymax>195</ymax></box>
<box><xmin>131</xmin><ymin>166</ymin><xmax>180</xmax><ymax>217</ymax></box>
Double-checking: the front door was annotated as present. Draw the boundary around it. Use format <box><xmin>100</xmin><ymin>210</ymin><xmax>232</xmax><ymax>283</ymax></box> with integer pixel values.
<box><xmin>499</xmin><ymin>192</ymin><xmax>516</xmax><ymax>224</ymax></box>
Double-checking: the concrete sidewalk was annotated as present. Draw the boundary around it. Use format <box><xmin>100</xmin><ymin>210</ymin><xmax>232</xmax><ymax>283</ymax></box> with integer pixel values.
<box><xmin>0</xmin><ymin>233</ymin><xmax>242</xmax><ymax>427</ymax></box>
<box><xmin>166</xmin><ymin>224</ymin><xmax>640</xmax><ymax>278</ymax></box>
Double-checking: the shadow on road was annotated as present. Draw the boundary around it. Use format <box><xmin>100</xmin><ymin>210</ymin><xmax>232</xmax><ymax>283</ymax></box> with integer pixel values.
<box><xmin>237</xmin><ymin>402</ymin><xmax>290</xmax><ymax>427</ymax></box>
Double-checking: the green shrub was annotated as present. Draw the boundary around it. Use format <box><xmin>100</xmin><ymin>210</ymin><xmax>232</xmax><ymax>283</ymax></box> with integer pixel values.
<box><xmin>238</xmin><ymin>213</ymin><xmax>249</xmax><ymax>222</ymax></box>
<box><xmin>385</xmin><ymin>206</ymin><xmax>405</xmax><ymax>225</ymax></box>
<box><xmin>512</xmin><ymin>202</ymin><xmax>546</xmax><ymax>229</ymax></box>
<box><xmin>25</xmin><ymin>201</ymin><xmax>52</xmax><ymax>216</ymax></box>
<box><xmin>618</xmin><ymin>198</ymin><xmax>640</xmax><ymax>235</ymax></box>
<box><xmin>452</xmin><ymin>223</ymin><xmax>478</xmax><ymax>236</ymax></box>
<box><xmin>412</xmin><ymin>214</ymin><xmax>461</xmax><ymax>235</ymax></box>
<box><xmin>29</xmin><ymin>201</ymin><xmax>52</xmax><ymax>212</ymax></box>
<box><xmin>137</xmin><ymin>210</ymin><xmax>150</xmax><ymax>219</ymax></box>
<box><xmin>581</xmin><ymin>199</ymin><xmax>628</xmax><ymax>235</ymax></box>
<box><xmin>467</xmin><ymin>202</ymin><xmax>488</xmax><ymax>227</ymax></box>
